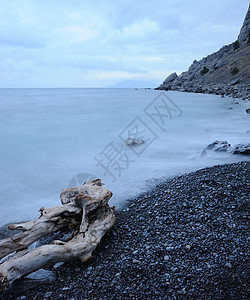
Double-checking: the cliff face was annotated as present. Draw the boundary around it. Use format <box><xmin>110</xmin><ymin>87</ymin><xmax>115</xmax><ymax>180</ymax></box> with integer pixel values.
<box><xmin>156</xmin><ymin>6</ymin><xmax>250</xmax><ymax>100</ymax></box>
<box><xmin>238</xmin><ymin>6</ymin><xmax>250</xmax><ymax>45</ymax></box>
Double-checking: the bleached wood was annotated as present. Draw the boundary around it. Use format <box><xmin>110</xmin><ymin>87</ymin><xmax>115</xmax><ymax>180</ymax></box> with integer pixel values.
<box><xmin>0</xmin><ymin>207</ymin><xmax>115</xmax><ymax>288</ymax></box>
<box><xmin>0</xmin><ymin>204</ymin><xmax>81</xmax><ymax>260</ymax></box>
<box><xmin>0</xmin><ymin>179</ymin><xmax>115</xmax><ymax>289</ymax></box>
<box><xmin>60</xmin><ymin>178</ymin><xmax>109</xmax><ymax>205</ymax></box>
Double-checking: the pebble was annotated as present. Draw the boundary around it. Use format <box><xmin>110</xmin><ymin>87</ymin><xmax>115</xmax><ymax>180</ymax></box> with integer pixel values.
<box><xmin>166</xmin><ymin>247</ymin><xmax>175</xmax><ymax>252</ymax></box>
<box><xmin>43</xmin><ymin>292</ymin><xmax>52</xmax><ymax>298</ymax></box>
<box><xmin>225</xmin><ymin>262</ymin><xmax>232</xmax><ymax>268</ymax></box>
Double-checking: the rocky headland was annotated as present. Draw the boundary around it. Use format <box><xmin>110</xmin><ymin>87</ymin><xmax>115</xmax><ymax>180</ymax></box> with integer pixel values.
<box><xmin>156</xmin><ymin>6</ymin><xmax>250</xmax><ymax>100</ymax></box>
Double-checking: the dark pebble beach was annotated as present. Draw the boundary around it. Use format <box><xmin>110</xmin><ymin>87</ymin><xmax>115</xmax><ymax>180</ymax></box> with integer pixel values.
<box><xmin>2</xmin><ymin>161</ymin><xmax>250</xmax><ymax>300</ymax></box>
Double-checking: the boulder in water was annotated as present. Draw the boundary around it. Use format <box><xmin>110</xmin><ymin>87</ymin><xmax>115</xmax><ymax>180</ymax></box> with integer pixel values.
<box><xmin>123</xmin><ymin>138</ymin><xmax>145</xmax><ymax>147</ymax></box>
<box><xmin>205</xmin><ymin>140</ymin><xmax>232</xmax><ymax>152</ymax></box>
<box><xmin>233</xmin><ymin>143</ymin><xmax>250</xmax><ymax>155</ymax></box>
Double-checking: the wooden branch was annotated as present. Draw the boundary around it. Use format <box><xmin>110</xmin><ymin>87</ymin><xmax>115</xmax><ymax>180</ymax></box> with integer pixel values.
<box><xmin>60</xmin><ymin>178</ymin><xmax>109</xmax><ymax>205</ymax></box>
<box><xmin>0</xmin><ymin>180</ymin><xmax>112</xmax><ymax>260</ymax></box>
<box><xmin>0</xmin><ymin>207</ymin><xmax>115</xmax><ymax>288</ymax></box>
<box><xmin>0</xmin><ymin>179</ymin><xmax>115</xmax><ymax>289</ymax></box>
<box><xmin>0</xmin><ymin>203</ymin><xmax>81</xmax><ymax>260</ymax></box>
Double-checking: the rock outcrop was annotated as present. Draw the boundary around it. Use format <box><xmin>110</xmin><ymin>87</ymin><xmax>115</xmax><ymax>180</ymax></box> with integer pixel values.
<box><xmin>156</xmin><ymin>6</ymin><xmax>250</xmax><ymax>100</ymax></box>
<box><xmin>238</xmin><ymin>5</ymin><xmax>250</xmax><ymax>46</ymax></box>
<box><xmin>204</xmin><ymin>140</ymin><xmax>250</xmax><ymax>155</ymax></box>
<box><xmin>205</xmin><ymin>140</ymin><xmax>232</xmax><ymax>152</ymax></box>
<box><xmin>233</xmin><ymin>143</ymin><xmax>250</xmax><ymax>155</ymax></box>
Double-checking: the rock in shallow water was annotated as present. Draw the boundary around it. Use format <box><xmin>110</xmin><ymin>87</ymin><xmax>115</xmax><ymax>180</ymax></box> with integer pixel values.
<box><xmin>233</xmin><ymin>143</ymin><xmax>250</xmax><ymax>155</ymax></box>
<box><xmin>205</xmin><ymin>141</ymin><xmax>250</xmax><ymax>155</ymax></box>
<box><xmin>123</xmin><ymin>138</ymin><xmax>145</xmax><ymax>147</ymax></box>
<box><xmin>205</xmin><ymin>140</ymin><xmax>232</xmax><ymax>152</ymax></box>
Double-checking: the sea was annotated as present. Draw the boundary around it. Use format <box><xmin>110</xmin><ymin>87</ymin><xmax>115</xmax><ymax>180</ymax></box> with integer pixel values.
<box><xmin>0</xmin><ymin>88</ymin><xmax>249</xmax><ymax>226</ymax></box>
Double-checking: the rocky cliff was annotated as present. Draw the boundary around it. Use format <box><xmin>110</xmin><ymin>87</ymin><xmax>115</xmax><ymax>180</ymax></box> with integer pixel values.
<box><xmin>156</xmin><ymin>6</ymin><xmax>250</xmax><ymax>100</ymax></box>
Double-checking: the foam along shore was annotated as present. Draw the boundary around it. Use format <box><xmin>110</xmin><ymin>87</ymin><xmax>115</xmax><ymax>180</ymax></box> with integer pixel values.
<box><xmin>2</xmin><ymin>161</ymin><xmax>249</xmax><ymax>299</ymax></box>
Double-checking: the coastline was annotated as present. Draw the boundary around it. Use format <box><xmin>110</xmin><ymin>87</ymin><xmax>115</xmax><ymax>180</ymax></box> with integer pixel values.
<box><xmin>2</xmin><ymin>160</ymin><xmax>249</xmax><ymax>299</ymax></box>
<box><xmin>155</xmin><ymin>6</ymin><xmax>250</xmax><ymax>102</ymax></box>
<box><xmin>156</xmin><ymin>82</ymin><xmax>250</xmax><ymax>101</ymax></box>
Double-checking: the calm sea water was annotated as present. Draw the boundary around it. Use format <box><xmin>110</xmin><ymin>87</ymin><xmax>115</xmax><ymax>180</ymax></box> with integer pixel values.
<box><xmin>0</xmin><ymin>88</ymin><xmax>249</xmax><ymax>226</ymax></box>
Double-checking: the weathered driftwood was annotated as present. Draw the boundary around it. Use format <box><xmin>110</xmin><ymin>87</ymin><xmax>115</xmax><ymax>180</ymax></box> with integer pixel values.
<box><xmin>0</xmin><ymin>203</ymin><xmax>82</xmax><ymax>260</ymax></box>
<box><xmin>0</xmin><ymin>179</ymin><xmax>115</xmax><ymax>289</ymax></box>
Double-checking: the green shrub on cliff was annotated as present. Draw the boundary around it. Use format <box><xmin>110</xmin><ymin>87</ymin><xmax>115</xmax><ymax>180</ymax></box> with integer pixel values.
<box><xmin>200</xmin><ymin>66</ymin><xmax>209</xmax><ymax>75</ymax></box>
<box><xmin>231</xmin><ymin>66</ymin><xmax>239</xmax><ymax>75</ymax></box>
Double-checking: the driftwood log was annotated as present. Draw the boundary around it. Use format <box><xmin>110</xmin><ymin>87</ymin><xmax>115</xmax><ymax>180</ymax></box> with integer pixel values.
<box><xmin>0</xmin><ymin>179</ymin><xmax>115</xmax><ymax>289</ymax></box>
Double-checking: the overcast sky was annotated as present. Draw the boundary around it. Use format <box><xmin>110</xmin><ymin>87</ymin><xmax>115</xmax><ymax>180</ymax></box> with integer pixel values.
<box><xmin>0</xmin><ymin>0</ymin><xmax>248</xmax><ymax>88</ymax></box>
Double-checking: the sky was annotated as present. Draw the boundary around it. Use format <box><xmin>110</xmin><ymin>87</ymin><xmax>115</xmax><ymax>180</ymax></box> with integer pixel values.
<box><xmin>0</xmin><ymin>0</ymin><xmax>248</xmax><ymax>88</ymax></box>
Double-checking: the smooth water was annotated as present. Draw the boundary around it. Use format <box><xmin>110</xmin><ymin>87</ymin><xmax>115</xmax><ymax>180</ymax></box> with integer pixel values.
<box><xmin>0</xmin><ymin>88</ymin><xmax>249</xmax><ymax>226</ymax></box>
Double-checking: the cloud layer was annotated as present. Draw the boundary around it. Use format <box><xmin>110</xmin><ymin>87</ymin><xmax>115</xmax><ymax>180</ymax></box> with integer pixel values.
<box><xmin>0</xmin><ymin>0</ymin><xmax>248</xmax><ymax>87</ymax></box>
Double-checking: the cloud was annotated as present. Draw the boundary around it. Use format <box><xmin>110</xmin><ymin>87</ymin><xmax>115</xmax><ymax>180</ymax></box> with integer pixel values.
<box><xmin>0</xmin><ymin>0</ymin><xmax>248</xmax><ymax>87</ymax></box>
<box><xmin>0</xmin><ymin>25</ymin><xmax>47</xmax><ymax>48</ymax></box>
<box><xmin>54</xmin><ymin>26</ymin><xmax>98</xmax><ymax>43</ymax></box>
<box><xmin>122</xmin><ymin>18</ymin><xmax>160</xmax><ymax>38</ymax></box>
<box><xmin>84</xmin><ymin>70</ymin><xmax>146</xmax><ymax>80</ymax></box>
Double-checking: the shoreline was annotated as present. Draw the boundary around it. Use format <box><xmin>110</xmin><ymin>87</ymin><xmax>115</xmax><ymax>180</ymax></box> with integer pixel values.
<box><xmin>2</xmin><ymin>160</ymin><xmax>249</xmax><ymax>299</ymax></box>
<box><xmin>155</xmin><ymin>82</ymin><xmax>250</xmax><ymax>101</ymax></box>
